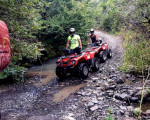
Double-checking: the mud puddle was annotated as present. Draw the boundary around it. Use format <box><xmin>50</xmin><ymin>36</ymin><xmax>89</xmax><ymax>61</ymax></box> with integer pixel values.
<box><xmin>29</xmin><ymin>57</ymin><xmax>58</xmax><ymax>72</ymax></box>
<box><xmin>25</xmin><ymin>70</ymin><xmax>56</xmax><ymax>86</ymax></box>
<box><xmin>53</xmin><ymin>83</ymin><xmax>85</xmax><ymax>103</ymax></box>
<box><xmin>25</xmin><ymin>57</ymin><xmax>58</xmax><ymax>86</ymax></box>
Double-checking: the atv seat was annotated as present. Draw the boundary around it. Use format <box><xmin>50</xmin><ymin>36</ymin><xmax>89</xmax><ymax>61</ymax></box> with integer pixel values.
<box><xmin>91</xmin><ymin>42</ymin><xmax>101</xmax><ymax>47</ymax></box>
<box><xmin>62</xmin><ymin>47</ymin><xmax>81</xmax><ymax>55</ymax></box>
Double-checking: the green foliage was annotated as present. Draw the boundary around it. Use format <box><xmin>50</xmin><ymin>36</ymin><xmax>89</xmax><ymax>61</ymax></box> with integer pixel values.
<box><xmin>120</xmin><ymin>29</ymin><xmax>150</xmax><ymax>74</ymax></box>
<box><xmin>133</xmin><ymin>110</ymin><xmax>139</xmax><ymax>116</ymax></box>
<box><xmin>93</xmin><ymin>0</ymin><xmax>150</xmax><ymax>74</ymax></box>
<box><xmin>0</xmin><ymin>62</ymin><xmax>26</xmax><ymax>82</ymax></box>
<box><xmin>0</xmin><ymin>0</ymin><xmax>45</xmax><ymax>81</ymax></box>
<box><xmin>11</xmin><ymin>39</ymin><xmax>44</xmax><ymax>64</ymax></box>
<box><xmin>146</xmin><ymin>87</ymin><xmax>150</xmax><ymax>94</ymax></box>
<box><xmin>94</xmin><ymin>0</ymin><xmax>122</xmax><ymax>32</ymax></box>
<box><xmin>0</xmin><ymin>0</ymin><xmax>45</xmax><ymax>39</ymax></box>
<box><xmin>105</xmin><ymin>116</ymin><xmax>114</xmax><ymax>120</ymax></box>
<box><xmin>38</xmin><ymin>0</ymin><xmax>95</xmax><ymax>55</ymax></box>
<box><xmin>0</xmin><ymin>40</ymin><xmax>43</xmax><ymax>82</ymax></box>
<box><xmin>105</xmin><ymin>107</ymin><xmax>115</xmax><ymax>120</ymax></box>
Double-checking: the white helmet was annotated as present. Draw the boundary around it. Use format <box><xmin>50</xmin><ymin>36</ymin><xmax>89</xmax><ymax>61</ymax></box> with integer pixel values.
<box><xmin>90</xmin><ymin>28</ymin><xmax>94</xmax><ymax>34</ymax></box>
<box><xmin>69</xmin><ymin>28</ymin><xmax>75</xmax><ymax>34</ymax></box>
<box><xmin>98</xmin><ymin>37</ymin><xmax>102</xmax><ymax>41</ymax></box>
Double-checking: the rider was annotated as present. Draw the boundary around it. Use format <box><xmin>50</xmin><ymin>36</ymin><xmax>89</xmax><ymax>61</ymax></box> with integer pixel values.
<box><xmin>66</xmin><ymin>28</ymin><xmax>82</xmax><ymax>54</ymax></box>
<box><xmin>88</xmin><ymin>28</ymin><xmax>99</xmax><ymax>46</ymax></box>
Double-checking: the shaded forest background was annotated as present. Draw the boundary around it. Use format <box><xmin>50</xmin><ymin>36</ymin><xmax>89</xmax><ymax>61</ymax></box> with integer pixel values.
<box><xmin>0</xmin><ymin>0</ymin><xmax>149</xmax><ymax>81</ymax></box>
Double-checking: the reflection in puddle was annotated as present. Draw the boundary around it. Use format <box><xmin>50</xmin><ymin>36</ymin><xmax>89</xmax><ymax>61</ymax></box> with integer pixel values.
<box><xmin>53</xmin><ymin>84</ymin><xmax>85</xmax><ymax>103</ymax></box>
<box><xmin>25</xmin><ymin>58</ymin><xmax>58</xmax><ymax>86</ymax></box>
<box><xmin>25</xmin><ymin>71</ymin><xmax>56</xmax><ymax>86</ymax></box>
<box><xmin>28</xmin><ymin>57</ymin><xmax>58</xmax><ymax>72</ymax></box>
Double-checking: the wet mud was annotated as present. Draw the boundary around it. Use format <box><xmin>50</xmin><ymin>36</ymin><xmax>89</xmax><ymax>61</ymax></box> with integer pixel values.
<box><xmin>53</xmin><ymin>84</ymin><xmax>85</xmax><ymax>103</ymax></box>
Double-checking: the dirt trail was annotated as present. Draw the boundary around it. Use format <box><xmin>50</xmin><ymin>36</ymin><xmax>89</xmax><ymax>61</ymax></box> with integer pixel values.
<box><xmin>0</xmin><ymin>31</ymin><xmax>144</xmax><ymax>120</ymax></box>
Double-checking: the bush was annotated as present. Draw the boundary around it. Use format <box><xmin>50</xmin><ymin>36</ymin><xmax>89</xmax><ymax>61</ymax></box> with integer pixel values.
<box><xmin>0</xmin><ymin>39</ymin><xmax>43</xmax><ymax>82</ymax></box>
<box><xmin>0</xmin><ymin>63</ymin><xmax>26</xmax><ymax>82</ymax></box>
<box><xmin>11</xmin><ymin>39</ymin><xmax>43</xmax><ymax>64</ymax></box>
<box><xmin>120</xmin><ymin>29</ymin><xmax>150</xmax><ymax>74</ymax></box>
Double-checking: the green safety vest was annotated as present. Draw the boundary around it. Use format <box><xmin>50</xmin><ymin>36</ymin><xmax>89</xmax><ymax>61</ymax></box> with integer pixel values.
<box><xmin>68</xmin><ymin>34</ymin><xmax>80</xmax><ymax>49</ymax></box>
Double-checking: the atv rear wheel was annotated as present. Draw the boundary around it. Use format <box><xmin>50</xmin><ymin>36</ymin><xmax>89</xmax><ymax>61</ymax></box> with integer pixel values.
<box><xmin>78</xmin><ymin>63</ymin><xmax>89</xmax><ymax>79</ymax></box>
<box><xmin>99</xmin><ymin>51</ymin><xmax>107</xmax><ymax>62</ymax></box>
<box><xmin>107</xmin><ymin>49</ymin><xmax>112</xmax><ymax>58</ymax></box>
<box><xmin>56</xmin><ymin>67</ymin><xmax>66</xmax><ymax>81</ymax></box>
<box><xmin>91</xmin><ymin>58</ymin><xmax>99</xmax><ymax>71</ymax></box>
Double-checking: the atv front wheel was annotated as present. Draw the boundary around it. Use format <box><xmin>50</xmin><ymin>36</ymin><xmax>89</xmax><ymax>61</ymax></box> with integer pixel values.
<box><xmin>56</xmin><ymin>67</ymin><xmax>66</xmax><ymax>81</ymax></box>
<box><xmin>99</xmin><ymin>51</ymin><xmax>107</xmax><ymax>62</ymax></box>
<box><xmin>107</xmin><ymin>49</ymin><xmax>112</xmax><ymax>58</ymax></box>
<box><xmin>78</xmin><ymin>63</ymin><xmax>89</xmax><ymax>79</ymax></box>
<box><xmin>91</xmin><ymin>58</ymin><xmax>99</xmax><ymax>72</ymax></box>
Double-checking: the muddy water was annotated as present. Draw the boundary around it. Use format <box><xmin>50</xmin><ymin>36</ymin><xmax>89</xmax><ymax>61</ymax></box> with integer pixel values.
<box><xmin>53</xmin><ymin>84</ymin><xmax>85</xmax><ymax>103</ymax></box>
<box><xmin>28</xmin><ymin>57</ymin><xmax>58</xmax><ymax>72</ymax></box>
<box><xmin>25</xmin><ymin>57</ymin><xmax>86</xmax><ymax>102</ymax></box>
<box><xmin>25</xmin><ymin>58</ymin><xmax>58</xmax><ymax>86</ymax></box>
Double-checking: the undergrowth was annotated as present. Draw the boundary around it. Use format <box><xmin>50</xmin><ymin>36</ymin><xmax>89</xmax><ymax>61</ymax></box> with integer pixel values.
<box><xmin>120</xmin><ymin>28</ymin><xmax>150</xmax><ymax>75</ymax></box>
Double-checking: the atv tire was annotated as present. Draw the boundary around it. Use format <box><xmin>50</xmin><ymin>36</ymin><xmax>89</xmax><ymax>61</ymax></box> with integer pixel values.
<box><xmin>56</xmin><ymin>67</ymin><xmax>66</xmax><ymax>81</ymax></box>
<box><xmin>78</xmin><ymin>63</ymin><xmax>89</xmax><ymax>79</ymax></box>
<box><xmin>91</xmin><ymin>58</ymin><xmax>99</xmax><ymax>72</ymax></box>
<box><xmin>107</xmin><ymin>49</ymin><xmax>112</xmax><ymax>58</ymax></box>
<box><xmin>99</xmin><ymin>51</ymin><xmax>107</xmax><ymax>63</ymax></box>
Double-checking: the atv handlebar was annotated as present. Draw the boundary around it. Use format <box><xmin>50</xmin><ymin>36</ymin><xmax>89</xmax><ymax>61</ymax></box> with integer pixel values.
<box><xmin>62</xmin><ymin>47</ymin><xmax>81</xmax><ymax>55</ymax></box>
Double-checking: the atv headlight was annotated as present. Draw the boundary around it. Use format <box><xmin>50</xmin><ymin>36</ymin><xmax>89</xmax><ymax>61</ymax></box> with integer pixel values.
<box><xmin>70</xmin><ymin>60</ymin><xmax>76</xmax><ymax>65</ymax></box>
<box><xmin>56</xmin><ymin>62</ymin><xmax>61</xmax><ymax>66</ymax></box>
<box><xmin>87</xmin><ymin>55</ymin><xmax>90</xmax><ymax>59</ymax></box>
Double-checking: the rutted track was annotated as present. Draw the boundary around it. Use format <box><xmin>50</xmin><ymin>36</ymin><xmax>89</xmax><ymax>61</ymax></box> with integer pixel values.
<box><xmin>0</xmin><ymin>31</ymin><xmax>145</xmax><ymax>120</ymax></box>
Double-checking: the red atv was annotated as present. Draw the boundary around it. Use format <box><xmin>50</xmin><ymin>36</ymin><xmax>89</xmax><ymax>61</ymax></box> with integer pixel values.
<box><xmin>56</xmin><ymin>43</ymin><xmax>112</xmax><ymax>80</ymax></box>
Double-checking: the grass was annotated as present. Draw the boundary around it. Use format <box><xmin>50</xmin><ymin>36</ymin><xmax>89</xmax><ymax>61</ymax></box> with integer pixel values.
<box><xmin>120</xmin><ymin>30</ymin><xmax>150</xmax><ymax>75</ymax></box>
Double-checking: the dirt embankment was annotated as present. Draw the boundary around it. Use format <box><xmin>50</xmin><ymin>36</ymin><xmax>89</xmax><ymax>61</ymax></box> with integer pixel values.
<box><xmin>0</xmin><ymin>31</ymin><xmax>149</xmax><ymax>120</ymax></box>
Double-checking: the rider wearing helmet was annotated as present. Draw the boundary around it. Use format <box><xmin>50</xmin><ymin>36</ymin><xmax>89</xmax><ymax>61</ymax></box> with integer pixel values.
<box><xmin>66</xmin><ymin>28</ymin><xmax>82</xmax><ymax>54</ymax></box>
<box><xmin>88</xmin><ymin>29</ymin><xmax>98</xmax><ymax>46</ymax></box>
